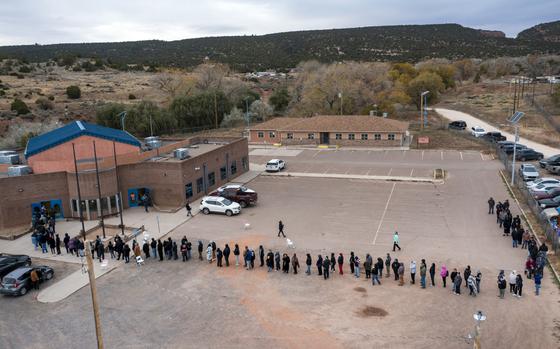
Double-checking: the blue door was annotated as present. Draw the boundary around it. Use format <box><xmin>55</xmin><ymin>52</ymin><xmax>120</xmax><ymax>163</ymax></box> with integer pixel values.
<box><xmin>128</xmin><ymin>189</ymin><xmax>139</xmax><ymax>207</ymax></box>
<box><xmin>31</xmin><ymin>199</ymin><xmax>63</xmax><ymax>223</ymax></box>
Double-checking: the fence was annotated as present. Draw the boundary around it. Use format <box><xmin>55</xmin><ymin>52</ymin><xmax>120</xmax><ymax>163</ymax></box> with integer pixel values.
<box><xmin>497</xmin><ymin>146</ymin><xmax>560</xmax><ymax>253</ymax></box>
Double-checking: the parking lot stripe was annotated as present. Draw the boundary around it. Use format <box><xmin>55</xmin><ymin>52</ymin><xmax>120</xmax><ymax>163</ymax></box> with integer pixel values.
<box><xmin>480</xmin><ymin>152</ymin><xmax>484</xmax><ymax>160</ymax></box>
<box><xmin>421</xmin><ymin>150</ymin><xmax>424</xmax><ymax>160</ymax></box>
<box><xmin>491</xmin><ymin>154</ymin><xmax>495</xmax><ymax>160</ymax></box>
<box><xmin>410</xmin><ymin>169</ymin><xmax>414</xmax><ymax>176</ymax></box>
<box><xmin>312</xmin><ymin>150</ymin><xmax>321</xmax><ymax>158</ymax></box>
<box><xmin>460</xmin><ymin>152</ymin><xmax>463</xmax><ymax>161</ymax></box>
<box><xmin>440</xmin><ymin>151</ymin><xmax>444</xmax><ymax>161</ymax></box>
<box><xmin>387</xmin><ymin>168</ymin><xmax>393</xmax><ymax>176</ymax></box>
<box><xmin>373</xmin><ymin>182</ymin><xmax>397</xmax><ymax>245</ymax></box>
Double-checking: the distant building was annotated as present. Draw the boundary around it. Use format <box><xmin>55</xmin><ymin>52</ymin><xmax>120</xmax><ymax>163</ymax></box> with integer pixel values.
<box><xmin>248</xmin><ymin>115</ymin><xmax>409</xmax><ymax>147</ymax></box>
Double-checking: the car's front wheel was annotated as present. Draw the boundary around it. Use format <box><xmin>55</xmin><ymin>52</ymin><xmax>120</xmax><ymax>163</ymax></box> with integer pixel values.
<box><xmin>202</xmin><ymin>208</ymin><xmax>210</xmax><ymax>215</ymax></box>
<box><xmin>239</xmin><ymin>201</ymin><xmax>247</xmax><ymax>208</ymax></box>
<box><xmin>19</xmin><ymin>287</ymin><xmax>27</xmax><ymax>296</ymax></box>
<box><xmin>225</xmin><ymin>210</ymin><xmax>233</xmax><ymax>217</ymax></box>
<box><xmin>45</xmin><ymin>272</ymin><xmax>53</xmax><ymax>280</ymax></box>
<box><xmin>26</xmin><ymin>260</ymin><xmax>31</xmax><ymax>266</ymax></box>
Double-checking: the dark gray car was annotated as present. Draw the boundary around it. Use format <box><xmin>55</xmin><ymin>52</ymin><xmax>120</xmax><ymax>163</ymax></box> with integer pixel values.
<box><xmin>0</xmin><ymin>265</ymin><xmax>54</xmax><ymax>296</ymax></box>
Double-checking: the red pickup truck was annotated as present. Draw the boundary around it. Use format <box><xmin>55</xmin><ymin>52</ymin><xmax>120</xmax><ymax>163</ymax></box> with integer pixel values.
<box><xmin>210</xmin><ymin>184</ymin><xmax>258</xmax><ymax>208</ymax></box>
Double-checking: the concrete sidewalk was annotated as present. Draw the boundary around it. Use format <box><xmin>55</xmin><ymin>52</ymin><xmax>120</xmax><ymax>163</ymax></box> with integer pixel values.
<box><xmin>261</xmin><ymin>171</ymin><xmax>442</xmax><ymax>184</ymax></box>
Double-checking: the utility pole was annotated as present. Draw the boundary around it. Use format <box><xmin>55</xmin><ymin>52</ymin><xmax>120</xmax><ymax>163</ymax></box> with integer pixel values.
<box><xmin>214</xmin><ymin>91</ymin><xmax>218</xmax><ymax>129</ymax></box>
<box><xmin>420</xmin><ymin>94</ymin><xmax>424</xmax><ymax>131</ymax></box>
<box><xmin>521</xmin><ymin>78</ymin><xmax>525</xmax><ymax>99</ymax></box>
<box><xmin>338</xmin><ymin>92</ymin><xmax>343</xmax><ymax>115</ymax></box>
<box><xmin>112</xmin><ymin>142</ymin><xmax>125</xmax><ymax>236</ymax></box>
<box><xmin>72</xmin><ymin>143</ymin><xmax>104</xmax><ymax>349</ymax></box>
<box><xmin>92</xmin><ymin>141</ymin><xmax>106</xmax><ymax>239</ymax></box>
<box><xmin>512</xmin><ymin>79</ymin><xmax>518</xmax><ymax>113</ymax></box>
<box><xmin>508</xmin><ymin>111</ymin><xmax>524</xmax><ymax>185</ymax></box>
<box><xmin>531</xmin><ymin>82</ymin><xmax>536</xmax><ymax>106</ymax></box>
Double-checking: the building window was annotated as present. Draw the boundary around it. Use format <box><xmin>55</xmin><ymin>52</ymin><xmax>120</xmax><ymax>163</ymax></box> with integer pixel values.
<box><xmin>308</xmin><ymin>133</ymin><xmax>315</xmax><ymax>140</ymax></box>
<box><xmin>257</xmin><ymin>132</ymin><xmax>264</xmax><ymax>138</ymax></box>
<box><xmin>242</xmin><ymin>157</ymin><xmax>248</xmax><ymax>170</ymax></box>
<box><xmin>208</xmin><ymin>172</ymin><xmax>216</xmax><ymax>187</ymax></box>
<box><xmin>388</xmin><ymin>134</ymin><xmax>395</xmax><ymax>141</ymax></box>
<box><xmin>100</xmin><ymin>197</ymin><xmax>109</xmax><ymax>210</ymax></box>
<box><xmin>220</xmin><ymin>166</ymin><xmax>227</xmax><ymax>180</ymax></box>
<box><xmin>88</xmin><ymin>199</ymin><xmax>97</xmax><ymax>212</ymax></box>
<box><xmin>361</xmin><ymin>133</ymin><xmax>368</xmax><ymax>140</ymax></box>
<box><xmin>110</xmin><ymin>195</ymin><xmax>118</xmax><ymax>211</ymax></box>
<box><xmin>348</xmin><ymin>133</ymin><xmax>355</xmax><ymax>140</ymax></box>
<box><xmin>196</xmin><ymin>177</ymin><xmax>204</xmax><ymax>193</ymax></box>
<box><xmin>335</xmin><ymin>133</ymin><xmax>342</xmax><ymax>140</ymax></box>
<box><xmin>374</xmin><ymin>134</ymin><xmax>381</xmax><ymax>140</ymax></box>
<box><xmin>231</xmin><ymin>160</ymin><xmax>237</xmax><ymax>175</ymax></box>
<box><xmin>185</xmin><ymin>183</ymin><xmax>193</xmax><ymax>198</ymax></box>
<box><xmin>287</xmin><ymin>133</ymin><xmax>293</xmax><ymax>139</ymax></box>
<box><xmin>269</xmin><ymin>132</ymin><xmax>276</xmax><ymax>138</ymax></box>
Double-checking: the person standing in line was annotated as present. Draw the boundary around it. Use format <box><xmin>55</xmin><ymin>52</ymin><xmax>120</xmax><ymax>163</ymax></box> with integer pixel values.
<box><xmin>376</xmin><ymin>258</ymin><xmax>384</xmax><ymax>279</ymax></box>
<box><xmin>398</xmin><ymin>263</ymin><xmax>405</xmax><ymax>286</ymax></box>
<box><xmin>475</xmin><ymin>270</ymin><xmax>482</xmax><ymax>293</ymax></box>
<box><xmin>419</xmin><ymin>259</ymin><xmax>427</xmax><ymax>288</ymax></box>
<box><xmin>525</xmin><ymin>257</ymin><xmax>534</xmax><ymax>280</ymax></box>
<box><xmin>316</xmin><ymin>255</ymin><xmax>323</xmax><ymax>276</ymax></box>
<box><xmin>464</xmin><ymin>266</ymin><xmax>471</xmax><ymax>289</ymax></box>
<box><xmin>450</xmin><ymin>268</ymin><xmax>458</xmax><ymax>290</ymax></box>
<box><xmin>515</xmin><ymin>274</ymin><xmax>523</xmax><ymax>298</ymax></box>
<box><xmin>142</xmin><ymin>241</ymin><xmax>150</xmax><ymax>259</ymax></box>
<box><xmin>172</xmin><ymin>241</ymin><xmax>178</xmax><ymax>260</ymax></box>
<box><xmin>337</xmin><ymin>253</ymin><xmax>344</xmax><ymax>275</ymax></box>
<box><xmin>488</xmin><ymin>197</ymin><xmax>495</xmax><ymax>214</ymax></box>
<box><xmin>354</xmin><ymin>255</ymin><xmax>361</xmax><ymax>278</ymax></box>
<box><xmin>55</xmin><ymin>234</ymin><xmax>61</xmax><ymax>255</ymax></box>
<box><xmin>134</xmin><ymin>243</ymin><xmax>142</xmax><ymax>260</ymax></box>
<box><xmin>150</xmin><ymin>238</ymin><xmax>157</xmax><ymax>260</ymax></box>
<box><xmin>49</xmin><ymin>235</ymin><xmax>56</xmax><ymax>255</ymax></box>
<box><xmin>392</xmin><ymin>259</ymin><xmax>400</xmax><ymax>281</ymax></box>
<box><xmin>468</xmin><ymin>274</ymin><xmax>478</xmax><ymax>297</ymax></box>
<box><xmin>196</xmin><ymin>240</ymin><xmax>202</xmax><ymax>260</ymax></box>
<box><xmin>63</xmin><ymin>233</ymin><xmax>70</xmax><ymax>253</ymax></box>
<box><xmin>385</xmin><ymin>253</ymin><xmax>391</xmax><ymax>278</ymax></box>
<box><xmin>305</xmin><ymin>254</ymin><xmax>312</xmax><ymax>275</ymax></box>
<box><xmin>123</xmin><ymin>243</ymin><xmax>131</xmax><ymax>263</ymax></box>
<box><xmin>278</xmin><ymin>220</ymin><xmax>286</xmax><ymax>237</ymax></box>
<box><xmin>509</xmin><ymin>270</ymin><xmax>517</xmax><ymax>294</ymax></box>
<box><xmin>453</xmin><ymin>273</ymin><xmax>462</xmax><ymax>295</ymax></box>
<box><xmin>211</xmin><ymin>241</ymin><xmax>217</xmax><ymax>261</ymax></box>
<box><xmin>393</xmin><ymin>232</ymin><xmax>402</xmax><ymax>251</ymax></box>
<box><xmin>429</xmin><ymin>262</ymin><xmax>436</xmax><ymax>287</ymax></box>
<box><xmin>181</xmin><ymin>242</ymin><xmax>188</xmax><ymax>262</ymax></box>
<box><xmin>30</xmin><ymin>269</ymin><xmax>40</xmax><ymax>290</ymax></box>
<box><xmin>364</xmin><ymin>254</ymin><xmax>372</xmax><ymax>279</ymax></box>
<box><xmin>250</xmin><ymin>248</ymin><xmax>256</xmax><ymax>269</ymax></box>
<box><xmin>534</xmin><ymin>272</ymin><xmax>542</xmax><ymax>296</ymax></box>
<box><xmin>323</xmin><ymin>256</ymin><xmax>330</xmax><ymax>279</ymax></box>
<box><xmin>259</xmin><ymin>245</ymin><xmax>265</xmax><ymax>267</ymax></box>
<box><xmin>282</xmin><ymin>253</ymin><xmax>290</xmax><ymax>273</ymax></box>
<box><xmin>216</xmin><ymin>248</ymin><xmax>223</xmax><ymax>267</ymax></box>
<box><xmin>266</xmin><ymin>250</ymin><xmax>274</xmax><ymax>272</ymax></box>
<box><xmin>372</xmin><ymin>263</ymin><xmax>381</xmax><ymax>285</ymax></box>
<box><xmin>206</xmin><ymin>244</ymin><xmax>213</xmax><ymax>264</ymax></box>
<box><xmin>440</xmin><ymin>265</ymin><xmax>448</xmax><ymax>288</ymax></box>
<box><xmin>223</xmin><ymin>244</ymin><xmax>231</xmax><ymax>266</ymax></box>
<box><xmin>108</xmin><ymin>241</ymin><xmax>115</xmax><ymax>259</ymax></box>
<box><xmin>185</xmin><ymin>201</ymin><xmax>192</xmax><ymax>217</ymax></box>
<box><xmin>96</xmin><ymin>242</ymin><xmax>105</xmax><ymax>262</ymax></box>
<box><xmin>410</xmin><ymin>260</ymin><xmax>417</xmax><ymax>284</ymax></box>
<box><xmin>349</xmin><ymin>252</ymin><xmax>355</xmax><ymax>275</ymax></box>
<box><xmin>275</xmin><ymin>252</ymin><xmax>281</xmax><ymax>271</ymax></box>
<box><xmin>330</xmin><ymin>253</ymin><xmax>336</xmax><ymax>273</ymax></box>
<box><xmin>246</xmin><ymin>248</ymin><xmax>254</xmax><ymax>270</ymax></box>
<box><xmin>497</xmin><ymin>271</ymin><xmax>507</xmax><ymax>298</ymax></box>
<box><xmin>292</xmin><ymin>253</ymin><xmax>300</xmax><ymax>274</ymax></box>
<box><xmin>233</xmin><ymin>244</ymin><xmax>240</xmax><ymax>266</ymax></box>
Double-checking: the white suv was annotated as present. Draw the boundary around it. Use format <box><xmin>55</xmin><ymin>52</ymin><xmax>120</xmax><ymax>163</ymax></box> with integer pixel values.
<box><xmin>265</xmin><ymin>159</ymin><xmax>286</xmax><ymax>172</ymax></box>
<box><xmin>470</xmin><ymin>126</ymin><xmax>486</xmax><ymax>137</ymax></box>
<box><xmin>199</xmin><ymin>196</ymin><xmax>241</xmax><ymax>216</ymax></box>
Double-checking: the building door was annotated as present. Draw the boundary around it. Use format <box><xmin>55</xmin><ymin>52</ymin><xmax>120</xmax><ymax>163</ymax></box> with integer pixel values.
<box><xmin>320</xmin><ymin>132</ymin><xmax>330</xmax><ymax>144</ymax></box>
<box><xmin>128</xmin><ymin>188</ymin><xmax>151</xmax><ymax>207</ymax></box>
<box><xmin>31</xmin><ymin>199</ymin><xmax>63</xmax><ymax>224</ymax></box>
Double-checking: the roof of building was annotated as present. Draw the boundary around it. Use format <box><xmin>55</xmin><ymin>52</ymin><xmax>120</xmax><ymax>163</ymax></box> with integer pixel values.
<box><xmin>251</xmin><ymin>115</ymin><xmax>409</xmax><ymax>133</ymax></box>
<box><xmin>25</xmin><ymin>121</ymin><xmax>141</xmax><ymax>158</ymax></box>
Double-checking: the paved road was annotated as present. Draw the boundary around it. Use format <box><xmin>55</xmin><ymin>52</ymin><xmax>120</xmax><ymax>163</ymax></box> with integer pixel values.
<box><xmin>435</xmin><ymin>108</ymin><xmax>560</xmax><ymax>158</ymax></box>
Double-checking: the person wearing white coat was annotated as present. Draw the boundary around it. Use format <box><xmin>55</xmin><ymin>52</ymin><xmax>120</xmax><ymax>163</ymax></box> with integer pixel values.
<box><xmin>509</xmin><ymin>270</ymin><xmax>517</xmax><ymax>294</ymax></box>
<box><xmin>207</xmin><ymin>244</ymin><xmax>213</xmax><ymax>263</ymax></box>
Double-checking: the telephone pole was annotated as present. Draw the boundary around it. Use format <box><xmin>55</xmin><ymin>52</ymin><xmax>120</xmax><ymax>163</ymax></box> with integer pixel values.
<box><xmin>93</xmin><ymin>141</ymin><xmax>106</xmax><ymax>239</ymax></box>
<box><xmin>72</xmin><ymin>143</ymin><xmax>104</xmax><ymax>349</ymax></box>
<box><xmin>214</xmin><ymin>91</ymin><xmax>218</xmax><ymax>129</ymax></box>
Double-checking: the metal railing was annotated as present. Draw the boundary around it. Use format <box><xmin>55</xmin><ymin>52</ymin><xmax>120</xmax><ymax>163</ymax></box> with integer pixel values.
<box><xmin>497</xmin><ymin>146</ymin><xmax>560</xmax><ymax>253</ymax></box>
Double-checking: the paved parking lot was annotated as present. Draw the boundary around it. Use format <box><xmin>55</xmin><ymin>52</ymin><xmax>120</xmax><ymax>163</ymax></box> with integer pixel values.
<box><xmin>1</xmin><ymin>148</ymin><xmax>559</xmax><ymax>349</ymax></box>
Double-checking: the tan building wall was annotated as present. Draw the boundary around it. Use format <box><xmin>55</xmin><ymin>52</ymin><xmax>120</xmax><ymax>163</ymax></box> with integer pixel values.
<box><xmin>249</xmin><ymin>130</ymin><xmax>280</xmax><ymax>144</ymax></box>
<box><xmin>279</xmin><ymin>131</ymin><xmax>404</xmax><ymax>146</ymax></box>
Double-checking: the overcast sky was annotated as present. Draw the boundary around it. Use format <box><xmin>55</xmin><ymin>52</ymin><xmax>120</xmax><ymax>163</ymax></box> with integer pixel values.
<box><xmin>0</xmin><ymin>0</ymin><xmax>558</xmax><ymax>45</ymax></box>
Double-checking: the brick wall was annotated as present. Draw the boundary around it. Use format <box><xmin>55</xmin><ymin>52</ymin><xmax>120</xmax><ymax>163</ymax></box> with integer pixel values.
<box><xmin>249</xmin><ymin>130</ymin><xmax>280</xmax><ymax>144</ymax></box>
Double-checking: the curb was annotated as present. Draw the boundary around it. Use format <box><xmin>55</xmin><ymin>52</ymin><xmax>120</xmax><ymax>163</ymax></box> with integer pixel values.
<box><xmin>261</xmin><ymin>171</ymin><xmax>443</xmax><ymax>184</ymax></box>
<box><xmin>499</xmin><ymin>170</ymin><xmax>560</xmax><ymax>285</ymax></box>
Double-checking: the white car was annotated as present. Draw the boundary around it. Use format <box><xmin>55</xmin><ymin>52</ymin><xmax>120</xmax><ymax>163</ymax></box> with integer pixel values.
<box><xmin>470</xmin><ymin>126</ymin><xmax>486</xmax><ymax>137</ymax></box>
<box><xmin>199</xmin><ymin>196</ymin><xmax>241</xmax><ymax>216</ymax></box>
<box><xmin>526</xmin><ymin>178</ymin><xmax>560</xmax><ymax>189</ymax></box>
<box><xmin>265</xmin><ymin>159</ymin><xmax>286</xmax><ymax>172</ymax></box>
<box><xmin>519</xmin><ymin>164</ymin><xmax>540</xmax><ymax>182</ymax></box>
<box><xmin>530</xmin><ymin>183</ymin><xmax>560</xmax><ymax>193</ymax></box>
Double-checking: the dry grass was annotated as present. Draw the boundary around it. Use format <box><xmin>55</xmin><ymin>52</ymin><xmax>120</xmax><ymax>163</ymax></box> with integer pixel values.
<box><xmin>357</xmin><ymin>306</ymin><xmax>388</xmax><ymax>317</ymax></box>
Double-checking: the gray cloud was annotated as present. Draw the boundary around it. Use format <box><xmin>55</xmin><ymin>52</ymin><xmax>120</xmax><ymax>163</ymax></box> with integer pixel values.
<box><xmin>0</xmin><ymin>0</ymin><xmax>558</xmax><ymax>45</ymax></box>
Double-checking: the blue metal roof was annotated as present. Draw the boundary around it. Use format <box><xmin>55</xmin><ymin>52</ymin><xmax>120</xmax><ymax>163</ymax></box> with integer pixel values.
<box><xmin>24</xmin><ymin>121</ymin><xmax>141</xmax><ymax>158</ymax></box>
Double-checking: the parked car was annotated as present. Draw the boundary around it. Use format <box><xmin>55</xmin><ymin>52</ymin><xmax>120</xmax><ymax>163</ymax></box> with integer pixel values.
<box><xmin>539</xmin><ymin>154</ymin><xmax>560</xmax><ymax>168</ymax></box>
<box><xmin>538</xmin><ymin>195</ymin><xmax>560</xmax><ymax>209</ymax></box>
<box><xmin>265</xmin><ymin>159</ymin><xmax>286</xmax><ymax>172</ymax></box>
<box><xmin>497</xmin><ymin>141</ymin><xmax>515</xmax><ymax>148</ymax></box>
<box><xmin>515</xmin><ymin>148</ymin><xmax>544</xmax><ymax>161</ymax></box>
<box><xmin>0</xmin><ymin>254</ymin><xmax>31</xmax><ymax>279</ymax></box>
<box><xmin>519</xmin><ymin>164</ymin><xmax>540</xmax><ymax>182</ymax></box>
<box><xmin>545</xmin><ymin>159</ymin><xmax>560</xmax><ymax>174</ymax></box>
<box><xmin>533</xmin><ymin>187</ymin><xmax>560</xmax><ymax>201</ymax></box>
<box><xmin>502</xmin><ymin>144</ymin><xmax>527</xmax><ymax>155</ymax></box>
<box><xmin>210</xmin><ymin>184</ymin><xmax>258</xmax><ymax>208</ymax></box>
<box><xmin>470</xmin><ymin>126</ymin><xmax>486</xmax><ymax>137</ymax></box>
<box><xmin>448</xmin><ymin>121</ymin><xmax>467</xmax><ymax>130</ymax></box>
<box><xmin>529</xmin><ymin>183</ymin><xmax>560</xmax><ymax>194</ymax></box>
<box><xmin>199</xmin><ymin>196</ymin><xmax>241</xmax><ymax>216</ymax></box>
<box><xmin>526</xmin><ymin>178</ymin><xmax>560</xmax><ymax>189</ymax></box>
<box><xmin>0</xmin><ymin>265</ymin><xmax>53</xmax><ymax>296</ymax></box>
<box><xmin>481</xmin><ymin>132</ymin><xmax>506</xmax><ymax>143</ymax></box>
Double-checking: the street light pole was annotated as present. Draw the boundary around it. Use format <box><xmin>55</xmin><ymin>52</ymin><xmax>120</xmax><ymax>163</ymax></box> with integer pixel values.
<box><xmin>338</xmin><ymin>92</ymin><xmax>343</xmax><ymax>115</ymax></box>
<box><xmin>508</xmin><ymin>111</ymin><xmax>524</xmax><ymax>185</ymax></box>
<box><xmin>420</xmin><ymin>91</ymin><xmax>430</xmax><ymax>130</ymax></box>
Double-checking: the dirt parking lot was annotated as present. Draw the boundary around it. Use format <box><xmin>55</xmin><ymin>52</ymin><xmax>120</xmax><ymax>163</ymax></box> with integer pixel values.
<box><xmin>0</xmin><ymin>148</ymin><xmax>559</xmax><ymax>349</ymax></box>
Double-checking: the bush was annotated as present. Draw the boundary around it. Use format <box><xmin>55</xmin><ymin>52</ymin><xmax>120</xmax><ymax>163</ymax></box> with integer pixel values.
<box><xmin>128</xmin><ymin>94</ymin><xmax>136</xmax><ymax>100</ymax></box>
<box><xmin>11</xmin><ymin>98</ymin><xmax>30</xmax><ymax>115</ymax></box>
<box><xmin>18</xmin><ymin>132</ymin><xmax>36</xmax><ymax>148</ymax></box>
<box><xmin>35</xmin><ymin>97</ymin><xmax>54</xmax><ymax>110</ymax></box>
<box><xmin>72</xmin><ymin>66</ymin><xmax>82</xmax><ymax>72</ymax></box>
<box><xmin>66</xmin><ymin>85</ymin><xmax>81</xmax><ymax>99</ymax></box>
<box><xmin>18</xmin><ymin>66</ymin><xmax>32</xmax><ymax>73</ymax></box>
<box><xmin>48</xmin><ymin>95</ymin><xmax>55</xmax><ymax>101</ymax></box>
<box><xmin>0</xmin><ymin>90</ymin><xmax>5</xmax><ymax>97</ymax></box>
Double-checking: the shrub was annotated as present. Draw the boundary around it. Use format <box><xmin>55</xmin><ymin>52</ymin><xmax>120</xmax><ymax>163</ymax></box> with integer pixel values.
<box><xmin>18</xmin><ymin>66</ymin><xmax>32</xmax><ymax>73</ymax></box>
<box><xmin>18</xmin><ymin>131</ymin><xmax>37</xmax><ymax>148</ymax></box>
<box><xmin>11</xmin><ymin>98</ymin><xmax>30</xmax><ymax>115</ymax></box>
<box><xmin>48</xmin><ymin>95</ymin><xmax>55</xmax><ymax>101</ymax></box>
<box><xmin>128</xmin><ymin>94</ymin><xmax>136</xmax><ymax>100</ymax></box>
<box><xmin>35</xmin><ymin>97</ymin><xmax>54</xmax><ymax>110</ymax></box>
<box><xmin>66</xmin><ymin>85</ymin><xmax>81</xmax><ymax>99</ymax></box>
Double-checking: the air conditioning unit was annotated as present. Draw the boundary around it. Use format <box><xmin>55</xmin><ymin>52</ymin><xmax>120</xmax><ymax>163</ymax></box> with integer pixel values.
<box><xmin>8</xmin><ymin>165</ymin><xmax>33</xmax><ymax>176</ymax></box>
<box><xmin>144</xmin><ymin>136</ymin><xmax>162</xmax><ymax>150</ymax></box>
<box><xmin>174</xmin><ymin>148</ymin><xmax>190</xmax><ymax>160</ymax></box>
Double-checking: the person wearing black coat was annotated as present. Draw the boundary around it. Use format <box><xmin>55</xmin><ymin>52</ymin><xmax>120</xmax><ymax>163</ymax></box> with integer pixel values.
<box><xmin>216</xmin><ymin>248</ymin><xmax>223</xmax><ymax>267</ymax></box>
<box><xmin>259</xmin><ymin>245</ymin><xmax>265</xmax><ymax>267</ymax></box>
<box><xmin>143</xmin><ymin>242</ymin><xmax>150</xmax><ymax>259</ymax></box>
<box><xmin>391</xmin><ymin>259</ymin><xmax>400</xmax><ymax>281</ymax></box>
<box><xmin>234</xmin><ymin>244</ymin><xmax>240</xmax><ymax>266</ymax></box>
<box><xmin>198</xmin><ymin>241</ymin><xmax>204</xmax><ymax>260</ymax></box>
<box><xmin>172</xmin><ymin>242</ymin><xmax>178</xmax><ymax>260</ymax></box>
<box><xmin>282</xmin><ymin>253</ymin><xmax>290</xmax><ymax>273</ymax></box>
<box><xmin>429</xmin><ymin>263</ymin><xmax>436</xmax><ymax>287</ymax></box>
<box><xmin>330</xmin><ymin>253</ymin><xmax>336</xmax><ymax>272</ymax></box>
<box><xmin>274</xmin><ymin>252</ymin><xmax>281</xmax><ymax>271</ymax></box>
<box><xmin>316</xmin><ymin>255</ymin><xmax>323</xmax><ymax>276</ymax></box>
<box><xmin>55</xmin><ymin>234</ymin><xmax>61</xmax><ymax>255</ymax></box>
<box><xmin>96</xmin><ymin>242</ymin><xmax>104</xmax><ymax>262</ymax></box>
<box><xmin>63</xmin><ymin>233</ymin><xmax>70</xmax><ymax>253</ymax></box>
<box><xmin>123</xmin><ymin>244</ymin><xmax>131</xmax><ymax>263</ymax></box>
<box><xmin>223</xmin><ymin>244</ymin><xmax>231</xmax><ymax>266</ymax></box>
<box><xmin>349</xmin><ymin>252</ymin><xmax>355</xmax><ymax>274</ymax></box>
<box><xmin>337</xmin><ymin>253</ymin><xmax>344</xmax><ymax>275</ymax></box>
<box><xmin>305</xmin><ymin>254</ymin><xmax>312</xmax><ymax>275</ymax></box>
<box><xmin>266</xmin><ymin>251</ymin><xmax>274</xmax><ymax>272</ymax></box>
<box><xmin>323</xmin><ymin>256</ymin><xmax>330</xmax><ymax>279</ymax></box>
<box><xmin>464</xmin><ymin>266</ymin><xmax>471</xmax><ymax>288</ymax></box>
<box><xmin>157</xmin><ymin>240</ymin><xmax>164</xmax><ymax>261</ymax></box>
<box><xmin>376</xmin><ymin>258</ymin><xmax>384</xmax><ymax>278</ymax></box>
<box><xmin>48</xmin><ymin>235</ymin><xmax>56</xmax><ymax>254</ymax></box>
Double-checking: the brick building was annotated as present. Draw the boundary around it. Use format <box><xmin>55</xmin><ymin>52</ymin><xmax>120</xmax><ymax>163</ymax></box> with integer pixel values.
<box><xmin>0</xmin><ymin>121</ymin><xmax>249</xmax><ymax>232</ymax></box>
<box><xmin>249</xmin><ymin>115</ymin><xmax>409</xmax><ymax>147</ymax></box>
